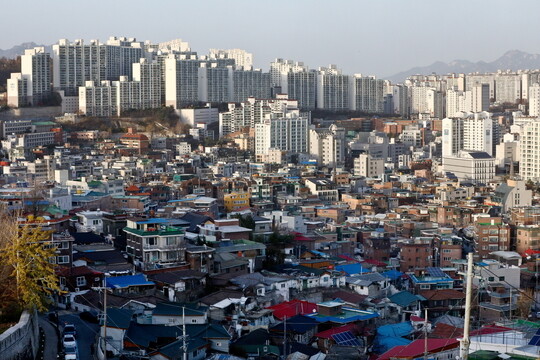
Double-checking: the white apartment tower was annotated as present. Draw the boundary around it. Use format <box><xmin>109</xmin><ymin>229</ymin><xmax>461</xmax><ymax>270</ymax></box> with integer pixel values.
<box><xmin>442</xmin><ymin>116</ymin><xmax>464</xmax><ymax>157</ymax></box>
<box><xmin>316</xmin><ymin>65</ymin><xmax>349</xmax><ymax>111</ymax></box>
<box><xmin>255</xmin><ymin>110</ymin><xmax>309</xmax><ymax>161</ymax></box>
<box><xmin>528</xmin><ymin>83</ymin><xmax>540</xmax><ymax>117</ymax></box>
<box><xmin>209</xmin><ymin>48</ymin><xmax>253</xmax><ymax>69</ymax></box>
<box><xmin>132</xmin><ymin>58</ymin><xmax>162</xmax><ymax>109</ymax></box>
<box><xmin>79</xmin><ymin>80</ymin><xmax>118</xmax><ymax>117</ymax></box>
<box><xmin>53</xmin><ymin>37</ymin><xmax>144</xmax><ymax>96</ymax></box>
<box><xmin>270</xmin><ymin>59</ymin><xmax>317</xmax><ymax>109</ymax></box>
<box><xmin>7</xmin><ymin>73</ymin><xmax>29</xmax><ymax>108</ymax></box>
<box><xmin>471</xmin><ymin>83</ymin><xmax>490</xmax><ymax>112</ymax></box>
<box><xmin>20</xmin><ymin>47</ymin><xmax>52</xmax><ymax>105</ymax></box>
<box><xmin>309</xmin><ymin>124</ymin><xmax>346</xmax><ymax>167</ymax></box>
<box><xmin>519</xmin><ymin>119</ymin><xmax>540</xmax><ymax>181</ymax></box>
<box><xmin>219</xmin><ymin>95</ymin><xmax>299</xmax><ymax>136</ymax></box>
<box><xmin>351</xmin><ymin>74</ymin><xmax>384</xmax><ymax>113</ymax></box>
<box><xmin>198</xmin><ymin>63</ymin><xmax>232</xmax><ymax>103</ymax></box>
<box><xmin>231</xmin><ymin>68</ymin><xmax>271</xmax><ymax>102</ymax></box>
<box><xmin>442</xmin><ymin>111</ymin><xmax>493</xmax><ymax>157</ymax></box>
<box><xmin>164</xmin><ymin>54</ymin><xmax>200</xmax><ymax>108</ymax></box>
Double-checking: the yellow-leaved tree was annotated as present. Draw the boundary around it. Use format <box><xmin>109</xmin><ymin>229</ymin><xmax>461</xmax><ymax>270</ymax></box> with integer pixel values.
<box><xmin>0</xmin><ymin>207</ymin><xmax>63</xmax><ymax>312</ymax></box>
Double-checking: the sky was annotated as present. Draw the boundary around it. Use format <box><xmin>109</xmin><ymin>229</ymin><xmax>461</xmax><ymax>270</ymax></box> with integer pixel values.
<box><xmin>2</xmin><ymin>0</ymin><xmax>540</xmax><ymax>78</ymax></box>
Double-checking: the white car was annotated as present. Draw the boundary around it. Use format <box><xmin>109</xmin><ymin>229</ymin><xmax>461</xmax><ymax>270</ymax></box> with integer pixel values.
<box><xmin>63</xmin><ymin>334</ymin><xmax>76</xmax><ymax>348</ymax></box>
<box><xmin>64</xmin><ymin>344</ymin><xmax>78</xmax><ymax>360</ymax></box>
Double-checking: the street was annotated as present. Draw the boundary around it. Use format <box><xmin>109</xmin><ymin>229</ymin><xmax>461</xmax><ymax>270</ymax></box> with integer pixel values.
<box><xmin>59</xmin><ymin>312</ymin><xmax>100</xmax><ymax>360</ymax></box>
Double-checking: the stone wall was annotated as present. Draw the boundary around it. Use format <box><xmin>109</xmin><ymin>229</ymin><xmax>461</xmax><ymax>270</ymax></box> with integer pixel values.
<box><xmin>0</xmin><ymin>309</ymin><xmax>39</xmax><ymax>360</ymax></box>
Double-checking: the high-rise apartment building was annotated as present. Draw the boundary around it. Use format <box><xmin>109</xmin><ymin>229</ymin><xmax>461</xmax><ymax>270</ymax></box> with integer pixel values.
<box><xmin>79</xmin><ymin>80</ymin><xmax>118</xmax><ymax>117</ymax></box>
<box><xmin>255</xmin><ymin>110</ymin><xmax>309</xmax><ymax>161</ymax></box>
<box><xmin>519</xmin><ymin>119</ymin><xmax>540</xmax><ymax>181</ymax></box>
<box><xmin>270</xmin><ymin>59</ymin><xmax>316</xmax><ymax>109</ymax></box>
<box><xmin>6</xmin><ymin>73</ymin><xmax>29</xmax><ymax>108</ymax></box>
<box><xmin>7</xmin><ymin>47</ymin><xmax>51</xmax><ymax>107</ymax></box>
<box><xmin>528</xmin><ymin>83</ymin><xmax>540</xmax><ymax>117</ymax></box>
<box><xmin>79</xmin><ymin>62</ymin><xmax>161</xmax><ymax>117</ymax></box>
<box><xmin>20</xmin><ymin>47</ymin><xmax>52</xmax><ymax>105</ymax></box>
<box><xmin>409</xmin><ymin>85</ymin><xmax>443</xmax><ymax>117</ymax></box>
<box><xmin>132</xmin><ymin>58</ymin><xmax>161</xmax><ymax>109</ymax></box>
<box><xmin>164</xmin><ymin>54</ymin><xmax>200</xmax><ymax>108</ymax></box>
<box><xmin>350</xmin><ymin>74</ymin><xmax>384</xmax><ymax>113</ymax></box>
<box><xmin>309</xmin><ymin>124</ymin><xmax>346</xmax><ymax>167</ymax></box>
<box><xmin>442</xmin><ymin>111</ymin><xmax>493</xmax><ymax>157</ymax></box>
<box><xmin>209</xmin><ymin>48</ymin><xmax>253</xmax><ymax>69</ymax></box>
<box><xmin>198</xmin><ymin>63</ymin><xmax>231</xmax><ymax>103</ymax></box>
<box><xmin>52</xmin><ymin>37</ymin><xmax>144</xmax><ymax>96</ymax></box>
<box><xmin>219</xmin><ymin>95</ymin><xmax>298</xmax><ymax>136</ymax></box>
<box><xmin>471</xmin><ymin>83</ymin><xmax>490</xmax><ymax>112</ymax></box>
<box><xmin>316</xmin><ymin>65</ymin><xmax>349</xmax><ymax>111</ymax></box>
<box><xmin>231</xmin><ymin>68</ymin><xmax>271</xmax><ymax>103</ymax></box>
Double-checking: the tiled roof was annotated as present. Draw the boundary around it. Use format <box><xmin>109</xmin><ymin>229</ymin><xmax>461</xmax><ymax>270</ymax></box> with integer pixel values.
<box><xmin>419</xmin><ymin>289</ymin><xmax>465</xmax><ymax>301</ymax></box>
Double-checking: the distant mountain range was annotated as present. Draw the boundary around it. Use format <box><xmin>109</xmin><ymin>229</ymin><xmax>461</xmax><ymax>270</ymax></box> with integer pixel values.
<box><xmin>388</xmin><ymin>50</ymin><xmax>540</xmax><ymax>82</ymax></box>
<box><xmin>0</xmin><ymin>42</ymin><xmax>49</xmax><ymax>58</ymax></box>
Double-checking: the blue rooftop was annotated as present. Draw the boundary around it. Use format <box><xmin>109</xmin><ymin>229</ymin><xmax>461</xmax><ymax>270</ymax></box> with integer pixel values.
<box><xmin>335</xmin><ymin>263</ymin><xmax>370</xmax><ymax>275</ymax></box>
<box><xmin>106</xmin><ymin>274</ymin><xmax>154</xmax><ymax>289</ymax></box>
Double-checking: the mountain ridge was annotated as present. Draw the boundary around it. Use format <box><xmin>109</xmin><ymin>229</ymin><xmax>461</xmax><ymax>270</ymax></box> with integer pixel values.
<box><xmin>0</xmin><ymin>42</ymin><xmax>48</xmax><ymax>59</ymax></box>
<box><xmin>387</xmin><ymin>50</ymin><xmax>540</xmax><ymax>83</ymax></box>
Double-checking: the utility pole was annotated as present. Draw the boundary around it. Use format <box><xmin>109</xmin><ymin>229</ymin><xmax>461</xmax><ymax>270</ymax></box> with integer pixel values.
<box><xmin>283</xmin><ymin>316</ymin><xmax>287</xmax><ymax>359</ymax></box>
<box><xmin>423</xmin><ymin>308</ymin><xmax>428</xmax><ymax>359</ymax></box>
<box><xmin>461</xmin><ymin>252</ymin><xmax>474</xmax><ymax>360</ymax></box>
<box><xmin>103</xmin><ymin>276</ymin><xmax>108</xmax><ymax>360</ymax></box>
<box><xmin>182</xmin><ymin>306</ymin><xmax>187</xmax><ymax>360</ymax></box>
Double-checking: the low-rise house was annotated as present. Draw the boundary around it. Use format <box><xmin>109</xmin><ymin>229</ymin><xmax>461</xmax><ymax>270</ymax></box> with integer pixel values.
<box><xmin>306</xmin><ymin>300</ymin><xmax>378</xmax><ymax>326</ymax></box>
<box><xmin>388</xmin><ymin>290</ymin><xmax>424</xmax><ymax>321</ymax></box>
<box><xmin>147</xmin><ymin>269</ymin><xmax>207</xmax><ymax>302</ymax></box>
<box><xmin>150</xmin><ymin>302</ymin><xmax>208</xmax><ymax>325</ymax></box>
<box><xmin>376</xmin><ymin>338</ymin><xmax>459</xmax><ymax>360</ymax></box>
<box><xmin>106</xmin><ymin>274</ymin><xmax>156</xmax><ymax>296</ymax></box>
<box><xmin>345</xmin><ymin>272</ymin><xmax>389</xmax><ymax>297</ymax></box>
<box><xmin>267</xmin><ymin>299</ymin><xmax>318</xmax><ymax>321</ymax></box>
<box><xmin>124</xmin><ymin>218</ymin><xmax>187</xmax><ymax>271</ymax></box>
<box><xmin>102</xmin><ymin>308</ymin><xmax>134</xmax><ymax>356</ymax></box>
<box><xmin>231</xmin><ymin>328</ymin><xmax>280</xmax><ymax>358</ymax></box>
<box><xmin>409</xmin><ymin>272</ymin><xmax>454</xmax><ymax>293</ymax></box>
<box><xmin>269</xmin><ymin>314</ymin><xmax>319</xmax><ymax>344</ymax></box>
<box><xmin>419</xmin><ymin>289</ymin><xmax>466</xmax><ymax>319</ymax></box>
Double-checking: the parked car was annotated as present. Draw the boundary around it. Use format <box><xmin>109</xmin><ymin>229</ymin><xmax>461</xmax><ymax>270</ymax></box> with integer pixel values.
<box><xmin>63</xmin><ymin>334</ymin><xmax>76</xmax><ymax>348</ymax></box>
<box><xmin>63</xmin><ymin>323</ymin><xmax>77</xmax><ymax>338</ymax></box>
<box><xmin>64</xmin><ymin>344</ymin><xmax>78</xmax><ymax>360</ymax></box>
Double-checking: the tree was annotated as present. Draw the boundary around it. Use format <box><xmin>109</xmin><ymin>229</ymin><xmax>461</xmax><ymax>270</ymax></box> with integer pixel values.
<box><xmin>516</xmin><ymin>288</ymin><xmax>534</xmax><ymax>319</ymax></box>
<box><xmin>0</xmin><ymin>209</ymin><xmax>62</xmax><ymax>312</ymax></box>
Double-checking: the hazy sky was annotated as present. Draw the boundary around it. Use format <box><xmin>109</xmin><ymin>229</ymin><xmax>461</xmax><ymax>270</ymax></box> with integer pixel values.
<box><xmin>2</xmin><ymin>0</ymin><xmax>539</xmax><ymax>77</ymax></box>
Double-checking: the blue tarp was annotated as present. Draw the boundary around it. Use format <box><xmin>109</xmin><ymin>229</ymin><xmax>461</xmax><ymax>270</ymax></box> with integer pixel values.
<box><xmin>382</xmin><ymin>269</ymin><xmax>404</xmax><ymax>280</ymax></box>
<box><xmin>373</xmin><ymin>335</ymin><xmax>412</xmax><ymax>354</ymax></box>
<box><xmin>106</xmin><ymin>274</ymin><xmax>154</xmax><ymax>289</ymax></box>
<box><xmin>377</xmin><ymin>322</ymin><xmax>413</xmax><ymax>337</ymax></box>
<box><xmin>335</xmin><ymin>263</ymin><xmax>370</xmax><ymax>275</ymax></box>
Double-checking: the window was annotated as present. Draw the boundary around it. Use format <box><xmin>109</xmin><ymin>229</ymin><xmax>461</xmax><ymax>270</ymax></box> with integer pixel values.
<box><xmin>499</xmin><ymin>276</ymin><xmax>505</xmax><ymax>281</ymax></box>
<box><xmin>191</xmin><ymin>319</ymin><xmax>197</xmax><ymax>323</ymax></box>
<box><xmin>76</xmin><ymin>276</ymin><xmax>86</xmax><ymax>287</ymax></box>
<box><xmin>60</xmin><ymin>277</ymin><xmax>66</xmax><ymax>286</ymax></box>
<box><xmin>57</xmin><ymin>255</ymin><xmax>69</xmax><ymax>264</ymax></box>
<box><xmin>488</xmin><ymin>277</ymin><xmax>494</xmax><ymax>282</ymax></box>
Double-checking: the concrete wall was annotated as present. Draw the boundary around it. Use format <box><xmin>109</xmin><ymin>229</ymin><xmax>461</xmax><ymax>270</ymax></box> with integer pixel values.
<box><xmin>0</xmin><ymin>309</ymin><xmax>39</xmax><ymax>360</ymax></box>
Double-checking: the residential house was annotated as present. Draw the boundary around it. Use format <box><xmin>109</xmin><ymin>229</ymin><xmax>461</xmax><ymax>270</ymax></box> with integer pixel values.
<box><xmin>419</xmin><ymin>289</ymin><xmax>466</xmax><ymax>319</ymax></box>
<box><xmin>124</xmin><ymin>218</ymin><xmax>187</xmax><ymax>271</ymax></box>
<box><xmin>151</xmin><ymin>302</ymin><xmax>208</xmax><ymax>325</ymax></box>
